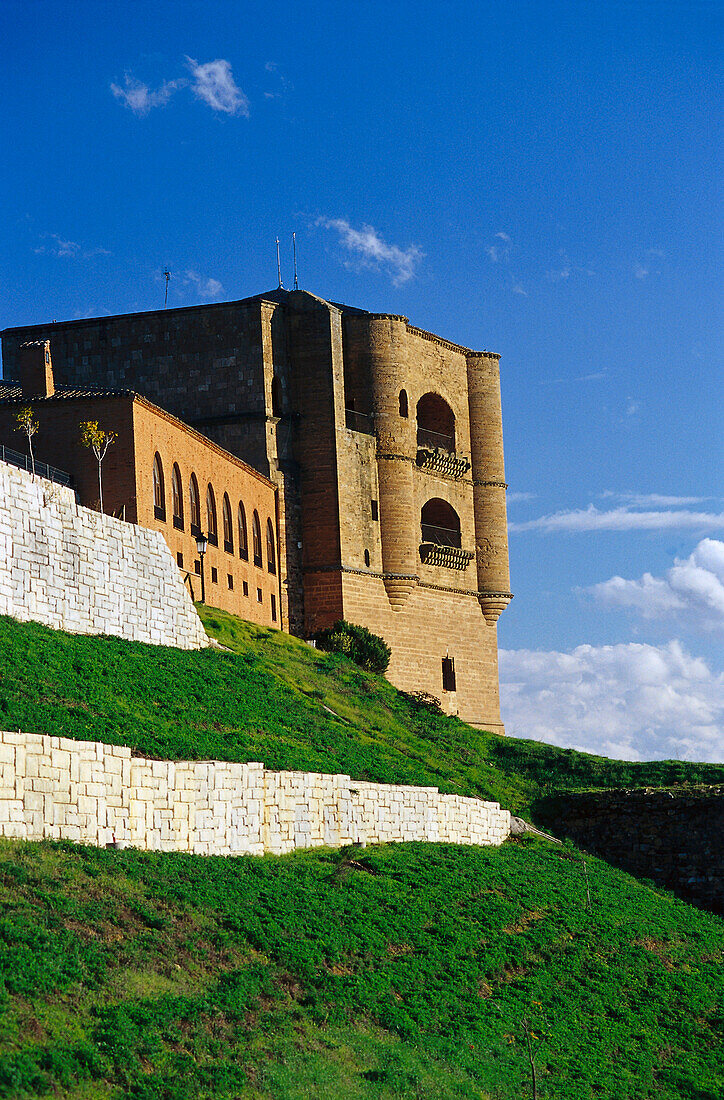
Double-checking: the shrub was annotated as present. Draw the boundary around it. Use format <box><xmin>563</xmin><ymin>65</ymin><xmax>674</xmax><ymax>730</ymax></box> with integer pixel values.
<box><xmin>314</xmin><ymin>620</ymin><xmax>391</xmax><ymax>674</ymax></box>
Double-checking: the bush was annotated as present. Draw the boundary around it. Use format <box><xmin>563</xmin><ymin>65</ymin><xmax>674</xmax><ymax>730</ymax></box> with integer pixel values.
<box><xmin>314</xmin><ymin>620</ymin><xmax>391</xmax><ymax>674</ymax></box>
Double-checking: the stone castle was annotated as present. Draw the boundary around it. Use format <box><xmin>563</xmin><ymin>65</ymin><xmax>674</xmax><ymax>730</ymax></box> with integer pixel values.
<box><xmin>1</xmin><ymin>288</ymin><xmax>512</xmax><ymax>732</ymax></box>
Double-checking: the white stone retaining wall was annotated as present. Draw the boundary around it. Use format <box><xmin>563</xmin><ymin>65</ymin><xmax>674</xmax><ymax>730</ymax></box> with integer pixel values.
<box><xmin>0</xmin><ymin>731</ymin><xmax>510</xmax><ymax>855</ymax></box>
<box><xmin>0</xmin><ymin>461</ymin><xmax>207</xmax><ymax>649</ymax></box>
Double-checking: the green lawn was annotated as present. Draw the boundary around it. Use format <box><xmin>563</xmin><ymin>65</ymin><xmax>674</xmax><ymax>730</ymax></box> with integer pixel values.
<box><xmin>0</xmin><ymin>836</ymin><xmax>721</xmax><ymax>1100</ymax></box>
<box><xmin>1</xmin><ymin>610</ymin><xmax>721</xmax><ymax>819</ymax></box>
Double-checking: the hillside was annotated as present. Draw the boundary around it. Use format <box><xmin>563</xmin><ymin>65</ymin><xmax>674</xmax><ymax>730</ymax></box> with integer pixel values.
<box><xmin>0</xmin><ymin>836</ymin><xmax>722</xmax><ymax>1100</ymax></box>
<box><xmin>1</xmin><ymin>609</ymin><xmax>722</xmax><ymax>820</ymax></box>
<box><xmin>0</xmin><ymin>610</ymin><xmax>723</xmax><ymax>1098</ymax></box>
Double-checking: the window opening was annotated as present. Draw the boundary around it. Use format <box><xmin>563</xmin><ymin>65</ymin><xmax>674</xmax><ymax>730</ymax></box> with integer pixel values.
<box><xmin>271</xmin><ymin>594</ymin><xmax>277</xmax><ymax>622</ymax></box>
<box><xmin>243</xmin><ymin>581</ymin><xmax>249</xmax><ymax>597</ymax></box>
<box><xmin>364</xmin><ymin>549</ymin><xmax>370</xmax><ymax>567</ymax></box>
<box><xmin>153</xmin><ymin>454</ymin><xmax>165</xmax><ymax>520</ymax></box>
<box><xmin>176</xmin><ymin>552</ymin><xmax>183</xmax><ymax>568</ymax></box>
<box><xmin>206</xmin><ymin>484</ymin><xmax>218</xmax><ymax>546</ymax></box>
<box><xmin>399</xmin><ymin>389</ymin><xmax>408</xmax><ymax>417</ymax></box>
<box><xmin>211</xmin><ymin>566</ymin><xmax>218</xmax><ymax>584</ymax></box>
<box><xmin>442</xmin><ymin>657</ymin><xmax>456</xmax><ymax>692</ymax></box>
<box><xmin>194</xmin><ymin>559</ymin><xmax>201</xmax><ymax>575</ymax></box>
<box><xmin>266</xmin><ymin>518</ymin><xmax>276</xmax><ymax>574</ymax></box>
<box><xmin>227</xmin><ymin>574</ymin><xmax>234</xmax><ymax>590</ymax></box>
<box><xmin>417</xmin><ymin>392</ymin><xmax>455</xmax><ymax>452</ymax></box>
<box><xmin>189</xmin><ymin>475</ymin><xmax>201</xmax><ymax>535</ymax></box>
<box><xmin>238</xmin><ymin>502</ymin><xmax>248</xmax><ymax>560</ymax></box>
<box><xmin>222</xmin><ymin>493</ymin><xmax>233</xmax><ymax>553</ymax></box>
<box><xmin>371</xmin><ymin>499</ymin><xmax>379</xmax><ymax>521</ymax></box>
<box><xmin>257</xmin><ymin>587</ymin><xmax>263</xmax><ymax>603</ymax></box>
<box><xmin>252</xmin><ymin>510</ymin><xmax>262</xmax><ymax>567</ymax></box>
<box><xmin>421</xmin><ymin>498</ymin><xmax>462</xmax><ymax>548</ymax></box>
<box><xmin>172</xmin><ymin>464</ymin><xmax>184</xmax><ymax>529</ymax></box>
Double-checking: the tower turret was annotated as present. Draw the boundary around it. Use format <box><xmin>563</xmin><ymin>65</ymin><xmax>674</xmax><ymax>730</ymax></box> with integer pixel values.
<box><xmin>466</xmin><ymin>352</ymin><xmax>512</xmax><ymax>623</ymax></box>
<box><xmin>362</xmin><ymin>315</ymin><xmax>419</xmax><ymax>609</ymax></box>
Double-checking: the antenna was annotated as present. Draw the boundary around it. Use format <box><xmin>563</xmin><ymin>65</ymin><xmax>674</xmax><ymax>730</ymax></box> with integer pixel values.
<box><xmin>163</xmin><ymin>269</ymin><xmax>171</xmax><ymax>308</ymax></box>
<box><xmin>292</xmin><ymin>232</ymin><xmax>299</xmax><ymax>290</ymax></box>
<box><xmin>275</xmin><ymin>237</ymin><xmax>284</xmax><ymax>289</ymax></box>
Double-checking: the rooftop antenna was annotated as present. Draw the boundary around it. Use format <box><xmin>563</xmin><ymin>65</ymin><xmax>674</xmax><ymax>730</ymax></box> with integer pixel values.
<box><xmin>163</xmin><ymin>269</ymin><xmax>172</xmax><ymax>308</ymax></box>
<box><xmin>275</xmin><ymin>237</ymin><xmax>284</xmax><ymax>289</ymax></box>
<box><xmin>292</xmin><ymin>232</ymin><xmax>299</xmax><ymax>290</ymax></box>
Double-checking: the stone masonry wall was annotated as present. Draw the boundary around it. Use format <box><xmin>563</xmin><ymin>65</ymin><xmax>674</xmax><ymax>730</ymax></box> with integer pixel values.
<box><xmin>0</xmin><ymin>461</ymin><xmax>208</xmax><ymax>649</ymax></box>
<box><xmin>0</xmin><ymin>731</ymin><xmax>511</xmax><ymax>856</ymax></box>
<box><xmin>535</xmin><ymin>786</ymin><xmax>724</xmax><ymax>915</ymax></box>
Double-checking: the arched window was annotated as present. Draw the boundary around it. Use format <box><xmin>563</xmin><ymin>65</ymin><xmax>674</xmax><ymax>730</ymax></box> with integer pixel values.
<box><xmin>252</xmin><ymin>510</ymin><xmax>262</xmax><ymax>567</ymax></box>
<box><xmin>172</xmin><ymin>463</ymin><xmax>184</xmax><ymax>529</ymax></box>
<box><xmin>153</xmin><ymin>454</ymin><xmax>165</xmax><ymax>520</ymax></box>
<box><xmin>189</xmin><ymin>474</ymin><xmax>201</xmax><ymax>534</ymax></box>
<box><xmin>222</xmin><ymin>493</ymin><xmax>233</xmax><ymax>553</ymax></box>
<box><xmin>206</xmin><ymin>484</ymin><xmax>218</xmax><ymax>545</ymax></box>
<box><xmin>238</xmin><ymin>502</ymin><xmax>248</xmax><ymax>560</ymax></box>
<box><xmin>416</xmin><ymin>392</ymin><xmax>455</xmax><ymax>452</ymax></box>
<box><xmin>364</xmin><ymin>549</ymin><xmax>370</xmax><ymax>567</ymax></box>
<box><xmin>271</xmin><ymin>376</ymin><xmax>283</xmax><ymax>417</ymax></box>
<box><xmin>421</xmin><ymin>498</ymin><xmax>461</xmax><ymax>548</ymax></box>
<box><xmin>266</xmin><ymin>518</ymin><xmax>276</xmax><ymax>574</ymax></box>
<box><xmin>399</xmin><ymin>389</ymin><xmax>408</xmax><ymax>418</ymax></box>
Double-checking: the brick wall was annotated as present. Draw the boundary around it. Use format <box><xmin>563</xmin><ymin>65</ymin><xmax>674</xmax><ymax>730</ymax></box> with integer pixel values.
<box><xmin>0</xmin><ymin>730</ymin><xmax>511</xmax><ymax>855</ymax></box>
<box><xmin>0</xmin><ymin>461</ymin><xmax>208</xmax><ymax>649</ymax></box>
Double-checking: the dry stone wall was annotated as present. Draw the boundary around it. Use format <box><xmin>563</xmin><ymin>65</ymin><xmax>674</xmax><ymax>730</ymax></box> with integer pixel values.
<box><xmin>0</xmin><ymin>461</ymin><xmax>207</xmax><ymax>649</ymax></box>
<box><xmin>0</xmin><ymin>731</ymin><xmax>510</xmax><ymax>856</ymax></box>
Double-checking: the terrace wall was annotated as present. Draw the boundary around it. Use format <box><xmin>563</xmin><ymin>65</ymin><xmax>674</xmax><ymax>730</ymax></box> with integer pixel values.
<box><xmin>0</xmin><ymin>730</ymin><xmax>511</xmax><ymax>856</ymax></box>
<box><xmin>0</xmin><ymin>461</ymin><xmax>207</xmax><ymax>649</ymax></box>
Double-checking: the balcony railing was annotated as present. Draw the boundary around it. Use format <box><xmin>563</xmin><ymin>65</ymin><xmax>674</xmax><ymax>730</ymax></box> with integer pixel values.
<box><xmin>420</xmin><ymin>522</ymin><xmax>461</xmax><ymax>549</ymax></box>
<box><xmin>345</xmin><ymin>409</ymin><xmax>375</xmax><ymax>434</ymax></box>
<box><xmin>0</xmin><ymin>445</ymin><xmax>74</xmax><ymax>488</ymax></box>
<box><xmin>417</xmin><ymin>427</ymin><xmax>454</xmax><ymax>452</ymax></box>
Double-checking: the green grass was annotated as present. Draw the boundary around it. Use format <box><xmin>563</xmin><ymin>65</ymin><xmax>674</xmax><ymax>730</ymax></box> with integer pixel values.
<box><xmin>0</xmin><ymin>610</ymin><xmax>721</xmax><ymax>818</ymax></box>
<box><xmin>0</xmin><ymin>610</ymin><xmax>723</xmax><ymax>1097</ymax></box>
<box><xmin>0</xmin><ymin>836</ymin><xmax>721</xmax><ymax>1100</ymax></box>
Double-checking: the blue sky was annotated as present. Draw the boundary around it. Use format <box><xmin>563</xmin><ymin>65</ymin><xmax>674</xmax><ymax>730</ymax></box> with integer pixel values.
<box><xmin>1</xmin><ymin>0</ymin><xmax>722</xmax><ymax>759</ymax></box>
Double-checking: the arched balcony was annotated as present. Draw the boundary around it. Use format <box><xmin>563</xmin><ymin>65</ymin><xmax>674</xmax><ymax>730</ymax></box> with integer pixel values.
<box><xmin>419</xmin><ymin>498</ymin><xmax>473</xmax><ymax>570</ymax></box>
<box><xmin>416</xmin><ymin>393</ymin><xmax>470</xmax><ymax>479</ymax></box>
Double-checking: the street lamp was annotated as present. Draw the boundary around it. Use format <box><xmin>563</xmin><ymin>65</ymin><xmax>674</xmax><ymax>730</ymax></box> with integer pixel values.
<box><xmin>195</xmin><ymin>531</ymin><xmax>208</xmax><ymax>603</ymax></box>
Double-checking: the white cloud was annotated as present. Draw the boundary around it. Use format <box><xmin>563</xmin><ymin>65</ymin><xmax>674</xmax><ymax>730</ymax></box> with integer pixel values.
<box><xmin>183</xmin><ymin>269</ymin><xmax>224</xmax><ymax>299</ymax></box>
<box><xmin>499</xmin><ymin>640</ymin><xmax>724</xmax><ymax>761</ymax></box>
<box><xmin>634</xmin><ymin>263</ymin><xmax>649</xmax><ymax>279</ymax></box>
<box><xmin>512</xmin><ymin>282</ymin><xmax>527</xmax><ymax>296</ymax></box>
<box><xmin>507</xmin><ymin>491</ymin><xmax>537</xmax><ymax>503</ymax></box>
<box><xmin>111</xmin><ymin>74</ymin><xmax>182</xmax><ymax>115</ymax></box>
<box><xmin>541</xmin><ymin>370</ymin><xmax>607</xmax><ymax>385</ymax></box>
<box><xmin>34</xmin><ymin>233</ymin><xmax>110</xmax><ymax>259</ymax></box>
<box><xmin>186</xmin><ymin>57</ymin><xmax>249</xmax><ymax>116</ymax></box>
<box><xmin>495</xmin><ymin>231</ymin><xmax>510</xmax><ymax>241</ymax></box>
<box><xmin>486</xmin><ymin>245</ymin><xmax>501</xmax><ymax>263</ymax></box>
<box><xmin>600</xmin><ymin>491</ymin><xmax>710</xmax><ymax>508</ymax></box>
<box><xmin>586</xmin><ymin>539</ymin><xmax>724</xmax><ymax>633</ymax></box>
<box><xmin>546</xmin><ymin>266</ymin><xmax>571</xmax><ymax>282</ymax></box>
<box><xmin>317</xmin><ymin>217</ymin><xmax>423</xmax><ymax>285</ymax></box>
<box><xmin>509</xmin><ymin>505</ymin><xmax>724</xmax><ymax>534</ymax></box>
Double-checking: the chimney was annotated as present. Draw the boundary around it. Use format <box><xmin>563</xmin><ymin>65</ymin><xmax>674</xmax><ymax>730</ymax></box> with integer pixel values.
<box><xmin>18</xmin><ymin>340</ymin><xmax>55</xmax><ymax>397</ymax></box>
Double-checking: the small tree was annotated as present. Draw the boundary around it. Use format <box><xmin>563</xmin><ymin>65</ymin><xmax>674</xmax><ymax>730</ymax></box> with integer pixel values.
<box><xmin>14</xmin><ymin>406</ymin><xmax>39</xmax><ymax>479</ymax></box>
<box><xmin>80</xmin><ymin>420</ymin><xmax>117</xmax><ymax>514</ymax></box>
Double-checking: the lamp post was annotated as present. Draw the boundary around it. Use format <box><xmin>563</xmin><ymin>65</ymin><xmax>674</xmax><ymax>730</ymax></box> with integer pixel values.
<box><xmin>195</xmin><ymin>531</ymin><xmax>208</xmax><ymax>603</ymax></box>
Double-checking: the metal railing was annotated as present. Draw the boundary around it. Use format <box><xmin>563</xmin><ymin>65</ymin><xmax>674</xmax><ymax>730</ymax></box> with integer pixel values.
<box><xmin>421</xmin><ymin>523</ymin><xmax>462</xmax><ymax>549</ymax></box>
<box><xmin>417</xmin><ymin>427</ymin><xmax>455</xmax><ymax>452</ymax></box>
<box><xmin>345</xmin><ymin>409</ymin><xmax>375</xmax><ymax>434</ymax></box>
<box><xmin>0</xmin><ymin>445</ymin><xmax>74</xmax><ymax>488</ymax></box>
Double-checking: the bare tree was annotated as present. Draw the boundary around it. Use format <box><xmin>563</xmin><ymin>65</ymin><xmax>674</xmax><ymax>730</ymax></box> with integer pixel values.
<box><xmin>79</xmin><ymin>420</ymin><xmax>117</xmax><ymax>514</ymax></box>
<box><xmin>14</xmin><ymin>406</ymin><xmax>39</xmax><ymax>479</ymax></box>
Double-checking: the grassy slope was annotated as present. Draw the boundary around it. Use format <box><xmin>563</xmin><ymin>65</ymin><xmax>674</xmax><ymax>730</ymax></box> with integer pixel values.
<box><xmin>1</xmin><ymin>611</ymin><xmax>722</xmax><ymax>1097</ymax></box>
<box><xmin>1</xmin><ymin>610</ymin><xmax>722</xmax><ymax>819</ymax></box>
<box><xmin>0</xmin><ymin>836</ymin><xmax>722</xmax><ymax>1100</ymax></box>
